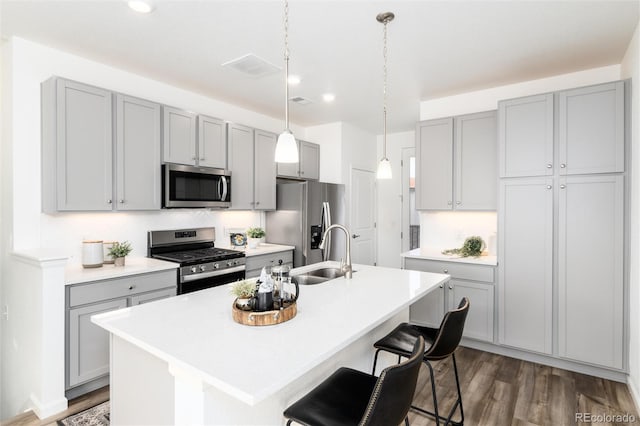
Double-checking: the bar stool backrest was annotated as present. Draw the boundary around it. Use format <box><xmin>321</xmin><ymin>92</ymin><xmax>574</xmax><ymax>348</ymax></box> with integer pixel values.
<box><xmin>359</xmin><ymin>336</ymin><xmax>425</xmax><ymax>426</ymax></box>
<box><xmin>424</xmin><ymin>297</ymin><xmax>470</xmax><ymax>361</ymax></box>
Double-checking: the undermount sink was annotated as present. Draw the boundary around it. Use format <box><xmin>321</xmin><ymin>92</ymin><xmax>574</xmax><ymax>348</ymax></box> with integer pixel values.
<box><xmin>292</xmin><ymin>267</ymin><xmax>355</xmax><ymax>285</ymax></box>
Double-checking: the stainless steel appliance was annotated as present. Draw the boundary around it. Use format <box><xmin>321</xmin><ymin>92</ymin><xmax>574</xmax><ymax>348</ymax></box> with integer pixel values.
<box><xmin>162</xmin><ymin>163</ymin><xmax>231</xmax><ymax>208</ymax></box>
<box><xmin>265</xmin><ymin>180</ymin><xmax>346</xmax><ymax>267</ymax></box>
<box><xmin>147</xmin><ymin>227</ymin><xmax>245</xmax><ymax>294</ymax></box>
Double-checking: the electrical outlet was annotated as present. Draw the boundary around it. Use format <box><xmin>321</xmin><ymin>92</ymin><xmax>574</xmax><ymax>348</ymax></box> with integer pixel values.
<box><xmin>2</xmin><ymin>305</ymin><xmax>8</xmax><ymax>321</ymax></box>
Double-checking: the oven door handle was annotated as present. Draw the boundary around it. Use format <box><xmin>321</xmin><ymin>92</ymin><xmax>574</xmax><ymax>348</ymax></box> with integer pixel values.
<box><xmin>181</xmin><ymin>265</ymin><xmax>245</xmax><ymax>283</ymax></box>
<box><xmin>219</xmin><ymin>176</ymin><xmax>228</xmax><ymax>201</ymax></box>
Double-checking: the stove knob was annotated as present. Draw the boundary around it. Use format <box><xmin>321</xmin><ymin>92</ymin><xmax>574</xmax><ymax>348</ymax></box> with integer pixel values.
<box><xmin>227</xmin><ymin>261</ymin><xmax>233</xmax><ymax>267</ymax></box>
<box><xmin>199</xmin><ymin>265</ymin><xmax>206</xmax><ymax>272</ymax></box>
<box><xmin>190</xmin><ymin>266</ymin><xmax>197</xmax><ymax>273</ymax></box>
<box><xmin>213</xmin><ymin>263</ymin><xmax>219</xmax><ymax>269</ymax></box>
<box><xmin>234</xmin><ymin>260</ymin><xmax>239</xmax><ymax>265</ymax></box>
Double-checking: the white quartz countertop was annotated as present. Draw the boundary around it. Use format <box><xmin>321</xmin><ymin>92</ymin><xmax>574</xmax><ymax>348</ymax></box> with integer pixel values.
<box><xmin>401</xmin><ymin>248</ymin><xmax>498</xmax><ymax>266</ymax></box>
<box><xmin>219</xmin><ymin>242</ymin><xmax>295</xmax><ymax>257</ymax></box>
<box><xmin>92</xmin><ymin>261</ymin><xmax>449</xmax><ymax>406</ymax></box>
<box><xmin>65</xmin><ymin>257</ymin><xmax>178</xmax><ymax>285</ymax></box>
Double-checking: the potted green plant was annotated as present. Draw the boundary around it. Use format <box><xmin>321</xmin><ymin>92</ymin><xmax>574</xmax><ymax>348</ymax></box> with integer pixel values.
<box><xmin>230</xmin><ymin>279</ymin><xmax>257</xmax><ymax>310</ymax></box>
<box><xmin>246</xmin><ymin>227</ymin><xmax>266</xmax><ymax>248</ymax></box>
<box><xmin>108</xmin><ymin>241</ymin><xmax>133</xmax><ymax>266</ymax></box>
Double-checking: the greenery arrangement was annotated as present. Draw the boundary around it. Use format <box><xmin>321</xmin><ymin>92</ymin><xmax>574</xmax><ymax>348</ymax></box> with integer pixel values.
<box><xmin>230</xmin><ymin>279</ymin><xmax>257</xmax><ymax>299</ymax></box>
<box><xmin>108</xmin><ymin>241</ymin><xmax>133</xmax><ymax>258</ymax></box>
<box><xmin>246</xmin><ymin>227</ymin><xmax>266</xmax><ymax>238</ymax></box>
<box><xmin>442</xmin><ymin>236</ymin><xmax>486</xmax><ymax>257</ymax></box>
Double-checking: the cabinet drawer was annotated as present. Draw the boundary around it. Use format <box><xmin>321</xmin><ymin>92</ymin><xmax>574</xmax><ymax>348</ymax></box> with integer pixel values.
<box><xmin>69</xmin><ymin>270</ymin><xmax>177</xmax><ymax>307</ymax></box>
<box><xmin>245</xmin><ymin>251</ymin><xmax>293</xmax><ymax>272</ymax></box>
<box><xmin>404</xmin><ymin>258</ymin><xmax>494</xmax><ymax>283</ymax></box>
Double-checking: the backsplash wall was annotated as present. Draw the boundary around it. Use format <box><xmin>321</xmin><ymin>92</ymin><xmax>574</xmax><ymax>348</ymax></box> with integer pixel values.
<box><xmin>420</xmin><ymin>211</ymin><xmax>497</xmax><ymax>254</ymax></box>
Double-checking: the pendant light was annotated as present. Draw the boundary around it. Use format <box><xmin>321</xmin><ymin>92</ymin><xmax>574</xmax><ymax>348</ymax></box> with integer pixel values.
<box><xmin>275</xmin><ymin>0</ymin><xmax>299</xmax><ymax>163</ymax></box>
<box><xmin>376</xmin><ymin>11</ymin><xmax>394</xmax><ymax>180</ymax></box>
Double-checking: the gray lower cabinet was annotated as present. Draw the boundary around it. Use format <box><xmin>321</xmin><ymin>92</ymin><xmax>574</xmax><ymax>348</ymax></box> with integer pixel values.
<box><xmin>65</xmin><ymin>270</ymin><xmax>177</xmax><ymax>396</ymax></box>
<box><xmin>277</xmin><ymin>140</ymin><xmax>320</xmax><ymax>180</ymax></box>
<box><xmin>416</xmin><ymin>111</ymin><xmax>497</xmax><ymax>210</ymax></box>
<box><xmin>404</xmin><ymin>258</ymin><xmax>495</xmax><ymax>343</ymax></box>
<box><xmin>245</xmin><ymin>251</ymin><xmax>293</xmax><ymax>278</ymax></box>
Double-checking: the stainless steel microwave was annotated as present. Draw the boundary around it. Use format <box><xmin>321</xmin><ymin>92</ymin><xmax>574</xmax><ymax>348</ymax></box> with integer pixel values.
<box><xmin>162</xmin><ymin>163</ymin><xmax>231</xmax><ymax>208</ymax></box>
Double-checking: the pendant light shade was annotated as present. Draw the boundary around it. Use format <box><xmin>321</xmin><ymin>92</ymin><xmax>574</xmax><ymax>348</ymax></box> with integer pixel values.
<box><xmin>275</xmin><ymin>0</ymin><xmax>299</xmax><ymax>163</ymax></box>
<box><xmin>376</xmin><ymin>11</ymin><xmax>394</xmax><ymax>180</ymax></box>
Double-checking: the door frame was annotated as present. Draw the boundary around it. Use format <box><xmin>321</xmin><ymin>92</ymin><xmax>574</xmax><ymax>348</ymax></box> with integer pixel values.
<box><xmin>401</xmin><ymin>147</ymin><xmax>416</xmax><ymax>252</ymax></box>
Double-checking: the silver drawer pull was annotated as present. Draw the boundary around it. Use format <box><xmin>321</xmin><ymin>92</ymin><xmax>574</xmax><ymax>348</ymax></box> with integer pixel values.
<box><xmin>546</xmin><ymin>163</ymin><xmax>552</xmax><ymax>169</ymax></box>
<box><xmin>128</xmin><ymin>285</ymin><xmax>134</xmax><ymax>290</ymax></box>
<box><xmin>443</xmin><ymin>269</ymin><xmax>448</xmax><ymax>273</ymax></box>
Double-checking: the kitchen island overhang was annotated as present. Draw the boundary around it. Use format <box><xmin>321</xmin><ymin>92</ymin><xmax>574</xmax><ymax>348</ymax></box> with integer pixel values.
<box><xmin>92</xmin><ymin>261</ymin><xmax>450</xmax><ymax>425</ymax></box>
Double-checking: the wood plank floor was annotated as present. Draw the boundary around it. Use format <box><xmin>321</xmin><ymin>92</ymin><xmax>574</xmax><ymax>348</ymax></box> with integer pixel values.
<box><xmin>2</xmin><ymin>347</ymin><xmax>637</xmax><ymax>425</ymax></box>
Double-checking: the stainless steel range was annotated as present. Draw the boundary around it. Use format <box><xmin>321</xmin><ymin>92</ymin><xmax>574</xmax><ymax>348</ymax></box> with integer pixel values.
<box><xmin>147</xmin><ymin>227</ymin><xmax>245</xmax><ymax>295</ymax></box>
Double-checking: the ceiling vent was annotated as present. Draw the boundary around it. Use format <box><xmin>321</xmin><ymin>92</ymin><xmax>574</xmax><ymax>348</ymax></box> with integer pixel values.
<box><xmin>221</xmin><ymin>54</ymin><xmax>280</xmax><ymax>78</ymax></box>
<box><xmin>290</xmin><ymin>96</ymin><xmax>312</xmax><ymax>106</ymax></box>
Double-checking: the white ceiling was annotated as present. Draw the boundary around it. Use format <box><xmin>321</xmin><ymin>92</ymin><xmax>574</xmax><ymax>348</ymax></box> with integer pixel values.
<box><xmin>1</xmin><ymin>0</ymin><xmax>638</xmax><ymax>134</ymax></box>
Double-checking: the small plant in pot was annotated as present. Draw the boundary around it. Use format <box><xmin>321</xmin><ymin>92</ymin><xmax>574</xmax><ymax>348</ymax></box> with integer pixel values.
<box><xmin>246</xmin><ymin>227</ymin><xmax>266</xmax><ymax>248</ymax></box>
<box><xmin>230</xmin><ymin>279</ymin><xmax>257</xmax><ymax>311</ymax></box>
<box><xmin>108</xmin><ymin>241</ymin><xmax>132</xmax><ymax>266</ymax></box>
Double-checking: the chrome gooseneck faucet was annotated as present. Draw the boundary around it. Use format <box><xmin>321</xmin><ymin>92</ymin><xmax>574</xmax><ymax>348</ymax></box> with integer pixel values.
<box><xmin>318</xmin><ymin>224</ymin><xmax>352</xmax><ymax>279</ymax></box>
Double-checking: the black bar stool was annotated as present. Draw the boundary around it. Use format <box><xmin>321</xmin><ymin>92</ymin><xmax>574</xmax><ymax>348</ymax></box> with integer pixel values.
<box><xmin>371</xmin><ymin>297</ymin><xmax>470</xmax><ymax>426</ymax></box>
<box><xmin>283</xmin><ymin>336</ymin><xmax>425</xmax><ymax>426</ymax></box>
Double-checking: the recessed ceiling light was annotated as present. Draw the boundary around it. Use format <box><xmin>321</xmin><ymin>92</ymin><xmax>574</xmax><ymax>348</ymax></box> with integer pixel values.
<box><xmin>128</xmin><ymin>0</ymin><xmax>154</xmax><ymax>13</ymax></box>
<box><xmin>323</xmin><ymin>93</ymin><xmax>336</xmax><ymax>103</ymax></box>
<box><xmin>287</xmin><ymin>75</ymin><xmax>301</xmax><ymax>85</ymax></box>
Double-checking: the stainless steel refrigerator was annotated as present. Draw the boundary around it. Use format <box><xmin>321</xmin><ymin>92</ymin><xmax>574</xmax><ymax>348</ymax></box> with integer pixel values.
<box><xmin>266</xmin><ymin>180</ymin><xmax>346</xmax><ymax>267</ymax></box>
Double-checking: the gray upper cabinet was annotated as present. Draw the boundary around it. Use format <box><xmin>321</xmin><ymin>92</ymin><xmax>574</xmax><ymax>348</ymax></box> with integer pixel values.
<box><xmin>198</xmin><ymin>115</ymin><xmax>227</xmax><ymax>169</ymax></box>
<box><xmin>558</xmin><ymin>81</ymin><xmax>625</xmax><ymax>175</ymax></box>
<box><xmin>254</xmin><ymin>130</ymin><xmax>277</xmax><ymax>210</ymax></box>
<box><xmin>42</xmin><ymin>78</ymin><xmax>113</xmax><ymax>212</ymax></box>
<box><xmin>498</xmin><ymin>94</ymin><xmax>554</xmax><ymax>178</ymax></box>
<box><xmin>162</xmin><ymin>106</ymin><xmax>197</xmax><ymax>165</ymax></box>
<box><xmin>115</xmin><ymin>94</ymin><xmax>161</xmax><ymax>210</ymax></box>
<box><xmin>228</xmin><ymin>123</ymin><xmax>255</xmax><ymax>210</ymax></box>
<box><xmin>416</xmin><ymin>112</ymin><xmax>496</xmax><ymax>210</ymax></box>
<box><xmin>415</xmin><ymin>118</ymin><xmax>453</xmax><ymax>210</ymax></box>
<box><xmin>277</xmin><ymin>140</ymin><xmax>320</xmax><ymax>180</ymax></box>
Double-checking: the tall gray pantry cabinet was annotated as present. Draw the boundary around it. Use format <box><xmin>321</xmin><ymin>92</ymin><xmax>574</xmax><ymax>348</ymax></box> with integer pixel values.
<box><xmin>42</xmin><ymin>77</ymin><xmax>162</xmax><ymax>212</ymax></box>
<box><xmin>498</xmin><ymin>81</ymin><xmax>627</xmax><ymax>371</ymax></box>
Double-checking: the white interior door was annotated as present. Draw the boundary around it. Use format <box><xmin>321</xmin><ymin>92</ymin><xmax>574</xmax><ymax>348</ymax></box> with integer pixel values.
<box><xmin>350</xmin><ymin>168</ymin><xmax>376</xmax><ymax>265</ymax></box>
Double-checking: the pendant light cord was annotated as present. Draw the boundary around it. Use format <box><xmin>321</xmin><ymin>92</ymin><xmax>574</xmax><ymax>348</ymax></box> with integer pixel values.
<box><xmin>382</xmin><ymin>18</ymin><xmax>388</xmax><ymax>159</ymax></box>
<box><xmin>284</xmin><ymin>0</ymin><xmax>290</xmax><ymax>131</ymax></box>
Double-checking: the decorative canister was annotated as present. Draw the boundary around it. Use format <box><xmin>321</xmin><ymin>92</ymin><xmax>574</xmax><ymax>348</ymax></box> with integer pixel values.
<box><xmin>82</xmin><ymin>240</ymin><xmax>104</xmax><ymax>268</ymax></box>
<box><xmin>103</xmin><ymin>241</ymin><xmax>116</xmax><ymax>264</ymax></box>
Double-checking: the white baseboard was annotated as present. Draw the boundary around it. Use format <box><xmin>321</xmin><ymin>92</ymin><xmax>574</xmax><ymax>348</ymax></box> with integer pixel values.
<box><xmin>627</xmin><ymin>374</ymin><xmax>640</xmax><ymax>413</ymax></box>
<box><xmin>29</xmin><ymin>393</ymin><xmax>68</xmax><ymax>419</ymax></box>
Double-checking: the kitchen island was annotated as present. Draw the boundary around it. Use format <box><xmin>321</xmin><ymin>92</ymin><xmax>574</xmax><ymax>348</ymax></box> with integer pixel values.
<box><xmin>92</xmin><ymin>261</ymin><xmax>449</xmax><ymax>425</ymax></box>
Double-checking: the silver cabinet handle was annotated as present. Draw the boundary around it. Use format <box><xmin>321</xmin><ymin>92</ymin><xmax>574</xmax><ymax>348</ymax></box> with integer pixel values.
<box><xmin>560</xmin><ymin>184</ymin><xmax>566</xmax><ymax>189</ymax></box>
<box><xmin>107</xmin><ymin>199</ymin><xmax>112</xmax><ymax>204</ymax></box>
<box><xmin>192</xmin><ymin>156</ymin><xmax>196</xmax><ymax>160</ymax></box>
<box><xmin>352</xmin><ymin>234</ymin><xmax>361</xmax><ymax>239</ymax></box>
<box><xmin>547</xmin><ymin>185</ymin><xmax>552</xmax><ymax>190</ymax></box>
<box><xmin>456</xmin><ymin>201</ymin><xmax>461</xmax><ymax>205</ymax></box>
<box><xmin>560</xmin><ymin>163</ymin><xmax>566</xmax><ymax>168</ymax></box>
<box><xmin>546</xmin><ymin>163</ymin><xmax>553</xmax><ymax>169</ymax></box>
<box><xmin>200</xmin><ymin>157</ymin><xmax>205</xmax><ymax>161</ymax></box>
<box><xmin>443</xmin><ymin>269</ymin><xmax>449</xmax><ymax>273</ymax></box>
<box><xmin>256</xmin><ymin>201</ymin><xmax>260</xmax><ymax>205</ymax></box>
<box><xmin>439</xmin><ymin>284</ymin><xmax>444</xmax><ymax>289</ymax></box>
<box><xmin>447</xmin><ymin>201</ymin><xmax>452</xmax><ymax>206</ymax></box>
<box><xmin>449</xmin><ymin>285</ymin><xmax>453</xmax><ymax>290</ymax></box>
<box><xmin>300</xmin><ymin>171</ymin><xmax>304</xmax><ymax>175</ymax></box>
<box><xmin>119</xmin><ymin>200</ymin><xmax>124</xmax><ymax>204</ymax></box>
<box><xmin>128</xmin><ymin>285</ymin><xmax>134</xmax><ymax>290</ymax></box>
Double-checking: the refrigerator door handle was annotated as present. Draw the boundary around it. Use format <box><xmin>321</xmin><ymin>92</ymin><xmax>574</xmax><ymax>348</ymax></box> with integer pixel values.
<box><xmin>321</xmin><ymin>201</ymin><xmax>332</xmax><ymax>261</ymax></box>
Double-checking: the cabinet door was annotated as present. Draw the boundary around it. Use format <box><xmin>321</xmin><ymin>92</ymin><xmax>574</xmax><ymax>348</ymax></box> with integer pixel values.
<box><xmin>228</xmin><ymin>123</ymin><xmax>255</xmax><ymax>210</ymax></box>
<box><xmin>416</xmin><ymin>118</ymin><xmax>454</xmax><ymax>210</ymax></box>
<box><xmin>115</xmin><ymin>95</ymin><xmax>161</xmax><ymax>210</ymax></box>
<box><xmin>455</xmin><ymin>111</ymin><xmax>497</xmax><ymax>210</ymax></box>
<box><xmin>55</xmin><ymin>79</ymin><xmax>113</xmax><ymax>211</ymax></box>
<box><xmin>198</xmin><ymin>115</ymin><xmax>227</xmax><ymax>169</ymax></box>
<box><xmin>558</xmin><ymin>81</ymin><xmax>625</xmax><ymax>175</ymax></box>
<box><xmin>129</xmin><ymin>288</ymin><xmax>176</xmax><ymax>306</ymax></box>
<box><xmin>558</xmin><ymin>175</ymin><xmax>624</xmax><ymax>368</ymax></box>
<box><xmin>410</xmin><ymin>285</ymin><xmax>446</xmax><ymax>329</ymax></box>
<box><xmin>254</xmin><ymin>130</ymin><xmax>277</xmax><ymax>210</ymax></box>
<box><xmin>67</xmin><ymin>298</ymin><xmax>127</xmax><ymax>387</ymax></box>
<box><xmin>448</xmin><ymin>280</ymin><xmax>494</xmax><ymax>342</ymax></box>
<box><xmin>498</xmin><ymin>178</ymin><xmax>553</xmax><ymax>354</ymax></box>
<box><xmin>498</xmin><ymin>94</ymin><xmax>554</xmax><ymax>178</ymax></box>
<box><xmin>299</xmin><ymin>141</ymin><xmax>320</xmax><ymax>180</ymax></box>
<box><xmin>277</xmin><ymin>140</ymin><xmax>300</xmax><ymax>178</ymax></box>
<box><xmin>162</xmin><ymin>106</ymin><xmax>197</xmax><ymax>165</ymax></box>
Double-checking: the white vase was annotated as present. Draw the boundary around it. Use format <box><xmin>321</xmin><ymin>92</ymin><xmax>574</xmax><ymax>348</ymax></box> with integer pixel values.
<box><xmin>247</xmin><ymin>237</ymin><xmax>261</xmax><ymax>249</ymax></box>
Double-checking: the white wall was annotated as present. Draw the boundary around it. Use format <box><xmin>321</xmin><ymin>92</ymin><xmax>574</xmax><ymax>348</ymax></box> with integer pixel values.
<box><xmin>0</xmin><ymin>37</ymin><xmax>309</xmax><ymax>420</ymax></box>
<box><xmin>306</xmin><ymin>122</ymin><xmax>343</xmax><ymax>184</ymax></box>
<box><xmin>621</xmin><ymin>19</ymin><xmax>640</xmax><ymax>410</ymax></box>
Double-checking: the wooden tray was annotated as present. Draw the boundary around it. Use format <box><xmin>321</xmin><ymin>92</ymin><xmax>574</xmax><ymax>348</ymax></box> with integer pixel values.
<box><xmin>232</xmin><ymin>300</ymin><xmax>297</xmax><ymax>326</ymax></box>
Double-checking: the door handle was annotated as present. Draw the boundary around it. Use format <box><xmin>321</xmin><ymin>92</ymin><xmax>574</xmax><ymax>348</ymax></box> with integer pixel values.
<box><xmin>352</xmin><ymin>234</ymin><xmax>361</xmax><ymax>239</ymax></box>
